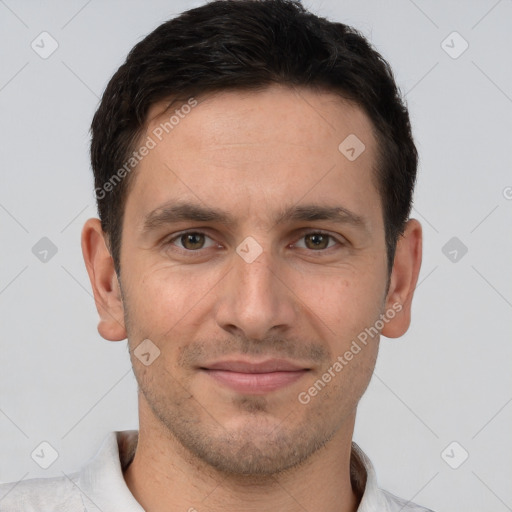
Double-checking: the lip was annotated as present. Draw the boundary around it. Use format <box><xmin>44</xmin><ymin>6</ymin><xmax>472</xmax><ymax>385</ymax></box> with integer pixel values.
<box><xmin>200</xmin><ymin>359</ymin><xmax>310</xmax><ymax>394</ymax></box>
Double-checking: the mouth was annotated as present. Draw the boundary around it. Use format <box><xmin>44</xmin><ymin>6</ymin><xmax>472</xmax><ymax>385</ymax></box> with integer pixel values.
<box><xmin>199</xmin><ymin>359</ymin><xmax>310</xmax><ymax>394</ymax></box>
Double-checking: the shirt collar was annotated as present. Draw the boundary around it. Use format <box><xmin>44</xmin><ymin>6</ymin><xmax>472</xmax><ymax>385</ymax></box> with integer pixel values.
<box><xmin>351</xmin><ymin>442</ymin><xmax>393</xmax><ymax>511</ymax></box>
<box><xmin>78</xmin><ymin>431</ymin><xmax>143</xmax><ymax>512</ymax></box>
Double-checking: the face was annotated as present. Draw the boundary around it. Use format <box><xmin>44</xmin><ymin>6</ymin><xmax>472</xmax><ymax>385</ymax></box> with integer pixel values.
<box><xmin>95</xmin><ymin>85</ymin><xmax>405</xmax><ymax>475</ymax></box>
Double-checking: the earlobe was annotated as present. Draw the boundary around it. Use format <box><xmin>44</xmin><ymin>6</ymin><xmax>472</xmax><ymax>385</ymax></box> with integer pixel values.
<box><xmin>381</xmin><ymin>219</ymin><xmax>422</xmax><ymax>339</ymax></box>
<box><xmin>81</xmin><ymin>218</ymin><xmax>127</xmax><ymax>341</ymax></box>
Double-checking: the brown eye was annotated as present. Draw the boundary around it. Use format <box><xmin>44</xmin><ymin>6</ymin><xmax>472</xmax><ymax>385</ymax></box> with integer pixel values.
<box><xmin>303</xmin><ymin>233</ymin><xmax>332</xmax><ymax>250</ymax></box>
<box><xmin>164</xmin><ymin>231</ymin><xmax>218</xmax><ymax>255</ymax></box>
<box><xmin>180</xmin><ymin>232</ymin><xmax>206</xmax><ymax>250</ymax></box>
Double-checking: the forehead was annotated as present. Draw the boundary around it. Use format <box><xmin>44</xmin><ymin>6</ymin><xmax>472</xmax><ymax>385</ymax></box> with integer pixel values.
<box><xmin>126</xmin><ymin>85</ymin><xmax>381</xmax><ymax>230</ymax></box>
<box><xmin>145</xmin><ymin>86</ymin><xmax>376</xmax><ymax>154</ymax></box>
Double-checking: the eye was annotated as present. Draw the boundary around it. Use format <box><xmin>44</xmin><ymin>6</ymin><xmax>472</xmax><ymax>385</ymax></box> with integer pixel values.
<box><xmin>164</xmin><ymin>230</ymin><xmax>343</xmax><ymax>254</ymax></box>
<box><xmin>167</xmin><ymin>231</ymin><xmax>217</xmax><ymax>251</ymax></box>
<box><xmin>294</xmin><ymin>231</ymin><xmax>340</xmax><ymax>251</ymax></box>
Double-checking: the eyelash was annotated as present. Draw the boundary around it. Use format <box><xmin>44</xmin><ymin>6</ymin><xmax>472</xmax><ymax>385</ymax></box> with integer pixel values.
<box><xmin>164</xmin><ymin>230</ymin><xmax>345</xmax><ymax>254</ymax></box>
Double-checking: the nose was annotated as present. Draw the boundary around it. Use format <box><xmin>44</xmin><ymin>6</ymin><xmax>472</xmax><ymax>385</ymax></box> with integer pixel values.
<box><xmin>214</xmin><ymin>243</ymin><xmax>298</xmax><ymax>341</ymax></box>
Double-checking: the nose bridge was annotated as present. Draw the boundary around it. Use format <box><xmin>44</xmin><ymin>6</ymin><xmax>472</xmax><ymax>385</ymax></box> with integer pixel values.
<box><xmin>235</xmin><ymin>247</ymin><xmax>276</xmax><ymax>303</ymax></box>
<box><xmin>215</xmin><ymin>241</ymin><xmax>296</xmax><ymax>339</ymax></box>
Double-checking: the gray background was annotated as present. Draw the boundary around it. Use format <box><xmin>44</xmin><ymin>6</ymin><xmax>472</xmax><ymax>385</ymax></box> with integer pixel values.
<box><xmin>1</xmin><ymin>1</ymin><xmax>511</xmax><ymax>511</ymax></box>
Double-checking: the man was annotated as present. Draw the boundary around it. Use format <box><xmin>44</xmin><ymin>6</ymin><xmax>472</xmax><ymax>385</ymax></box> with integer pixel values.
<box><xmin>0</xmin><ymin>0</ymin><xmax>431</xmax><ymax>510</ymax></box>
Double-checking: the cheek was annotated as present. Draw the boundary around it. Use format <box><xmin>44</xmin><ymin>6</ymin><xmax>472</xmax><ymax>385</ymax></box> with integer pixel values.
<box><xmin>123</xmin><ymin>262</ymin><xmax>224</xmax><ymax>337</ymax></box>
<box><xmin>296</xmin><ymin>268</ymin><xmax>385</xmax><ymax>341</ymax></box>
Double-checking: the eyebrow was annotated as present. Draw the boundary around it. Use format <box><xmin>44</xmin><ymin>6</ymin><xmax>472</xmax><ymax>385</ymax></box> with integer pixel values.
<box><xmin>142</xmin><ymin>201</ymin><xmax>368</xmax><ymax>234</ymax></box>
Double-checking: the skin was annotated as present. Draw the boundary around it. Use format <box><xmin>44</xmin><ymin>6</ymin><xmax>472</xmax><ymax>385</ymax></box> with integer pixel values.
<box><xmin>82</xmin><ymin>84</ymin><xmax>422</xmax><ymax>512</ymax></box>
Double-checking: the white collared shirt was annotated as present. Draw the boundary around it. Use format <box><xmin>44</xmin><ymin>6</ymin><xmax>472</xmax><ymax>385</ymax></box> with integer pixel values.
<box><xmin>0</xmin><ymin>431</ymin><xmax>434</xmax><ymax>511</ymax></box>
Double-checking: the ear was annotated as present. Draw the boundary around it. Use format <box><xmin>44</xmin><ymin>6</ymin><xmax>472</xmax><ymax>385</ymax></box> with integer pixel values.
<box><xmin>381</xmin><ymin>218</ymin><xmax>422</xmax><ymax>339</ymax></box>
<box><xmin>81</xmin><ymin>218</ymin><xmax>127</xmax><ymax>341</ymax></box>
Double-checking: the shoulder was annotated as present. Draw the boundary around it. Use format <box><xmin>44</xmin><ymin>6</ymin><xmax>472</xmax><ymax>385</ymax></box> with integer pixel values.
<box><xmin>0</xmin><ymin>472</ymin><xmax>84</xmax><ymax>512</ymax></box>
<box><xmin>380</xmin><ymin>489</ymin><xmax>436</xmax><ymax>512</ymax></box>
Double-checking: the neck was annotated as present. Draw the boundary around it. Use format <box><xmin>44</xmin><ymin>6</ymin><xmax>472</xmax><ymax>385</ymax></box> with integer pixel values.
<box><xmin>123</xmin><ymin>400</ymin><xmax>360</xmax><ymax>512</ymax></box>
